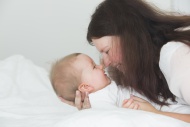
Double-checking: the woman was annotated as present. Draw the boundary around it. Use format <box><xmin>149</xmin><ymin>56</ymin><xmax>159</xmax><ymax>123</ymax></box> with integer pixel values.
<box><xmin>63</xmin><ymin>0</ymin><xmax>190</xmax><ymax>123</ymax></box>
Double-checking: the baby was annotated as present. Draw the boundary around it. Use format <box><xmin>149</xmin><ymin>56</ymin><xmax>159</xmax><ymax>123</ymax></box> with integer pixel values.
<box><xmin>50</xmin><ymin>53</ymin><xmax>111</xmax><ymax>103</ymax></box>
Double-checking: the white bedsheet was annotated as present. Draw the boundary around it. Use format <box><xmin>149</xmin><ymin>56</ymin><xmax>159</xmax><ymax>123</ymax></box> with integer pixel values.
<box><xmin>0</xmin><ymin>55</ymin><xmax>190</xmax><ymax>127</ymax></box>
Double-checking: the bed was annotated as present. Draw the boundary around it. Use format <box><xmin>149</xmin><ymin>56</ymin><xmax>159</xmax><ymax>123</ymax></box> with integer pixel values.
<box><xmin>1</xmin><ymin>55</ymin><xmax>190</xmax><ymax>127</ymax></box>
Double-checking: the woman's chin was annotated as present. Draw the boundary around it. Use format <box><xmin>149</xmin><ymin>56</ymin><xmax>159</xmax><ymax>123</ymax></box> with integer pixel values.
<box><xmin>116</xmin><ymin>64</ymin><xmax>125</xmax><ymax>73</ymax></box>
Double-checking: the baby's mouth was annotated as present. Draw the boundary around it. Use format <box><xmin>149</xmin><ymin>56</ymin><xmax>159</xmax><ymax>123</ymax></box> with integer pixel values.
<box><xmin>104</xmin><ymin>72</ymin><xmax>108</xmax><ymax>77</ymax></box>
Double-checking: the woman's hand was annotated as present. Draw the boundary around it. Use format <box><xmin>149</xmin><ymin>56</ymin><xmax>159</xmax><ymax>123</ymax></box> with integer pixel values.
<box><xmin>122</xmin><ymin>95</ymin><xmax>159</xmax><ymax>113</ymax></box>
<box><xmin>122</xmin><ymin>96</ymin><xmax>139</xmax><ymax>110</ymax></box>
<box><xmin>59</xmin><ymin>90</ymin><xmax>91</xmax><ymax>110</ymax></box>
<box><xmin>132</xmin><ymin>96</ymin><xmax>158</xmax><ymax>113</ymax></box>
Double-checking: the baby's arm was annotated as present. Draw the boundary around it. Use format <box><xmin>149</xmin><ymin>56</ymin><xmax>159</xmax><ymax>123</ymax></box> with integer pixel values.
<box><xmin>122</xmin><ymin>96</ymin><xmax>190</xmax><ymax>123</ymax></box>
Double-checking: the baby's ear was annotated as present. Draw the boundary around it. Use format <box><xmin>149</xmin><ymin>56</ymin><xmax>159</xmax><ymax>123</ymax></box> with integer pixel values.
<box><xmin>78</xmin><ymin>83</ymin><xmax>94</xmax><ymax>93</ymax></box>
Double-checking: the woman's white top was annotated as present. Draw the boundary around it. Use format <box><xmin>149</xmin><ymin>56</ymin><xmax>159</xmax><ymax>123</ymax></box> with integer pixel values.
<box><xmin>159</xmin><ymin>41</ymin><xmax>190</xmax><ymax>104</ymax></box>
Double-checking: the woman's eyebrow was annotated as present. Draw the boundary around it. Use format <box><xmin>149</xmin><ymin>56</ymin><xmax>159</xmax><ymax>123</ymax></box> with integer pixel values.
<box><xmin>101</xmin><ymin>46</ymin><xmax>109</xmax><ymax>52</ymax></box>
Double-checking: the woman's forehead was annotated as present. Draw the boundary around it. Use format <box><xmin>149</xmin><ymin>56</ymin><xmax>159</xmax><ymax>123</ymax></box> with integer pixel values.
<box><xmin>92</xmin><ymin>36</ymin><xmax>112</xmax><ymax>45</ymax></box>
<box><xmin>92</xmin><ymin>36</ymin><xmax>120</xmax><ymax>50</ymax></box>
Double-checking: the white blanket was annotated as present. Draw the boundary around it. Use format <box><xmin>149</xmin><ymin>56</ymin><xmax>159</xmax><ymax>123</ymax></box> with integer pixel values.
<box><xmin>0</xmin><ymin>55</ymin><xmax>190</xmax><ymax>127</ymax></box>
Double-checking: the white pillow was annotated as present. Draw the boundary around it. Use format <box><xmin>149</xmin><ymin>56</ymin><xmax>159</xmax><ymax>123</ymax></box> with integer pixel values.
<box><xmin>0</xmin><ymin>55</ymin><xmax>77</xmax><ymax>115</ymax></box>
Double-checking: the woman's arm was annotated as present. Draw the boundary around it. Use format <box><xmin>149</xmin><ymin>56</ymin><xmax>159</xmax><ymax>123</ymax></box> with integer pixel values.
<box><xmin>158</xmin><ymin>111</ymin><xmax>190</xmax><ymax>123</ymax></box>
<box><xmin>122</xmin><ymin>96</ymin><xmax>190</xmax><ymax>123</ymax></box>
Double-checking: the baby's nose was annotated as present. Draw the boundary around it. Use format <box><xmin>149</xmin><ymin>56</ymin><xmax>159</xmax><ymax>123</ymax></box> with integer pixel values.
<box><xmin>97</xmin><ymin>65</ymin><xmax>104</xmax><ymax>70</ymax></box>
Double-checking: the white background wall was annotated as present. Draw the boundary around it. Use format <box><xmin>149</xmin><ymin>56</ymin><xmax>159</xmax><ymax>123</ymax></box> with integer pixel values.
<box><xmin>0</xmin><ymin>0</ymin><xmax>190</xmax><ymax>70</ymax></box>
<box><xmin>146</xmin><ymin>0</ymin><xmax>190</xmax><ymax>14</ymax></box>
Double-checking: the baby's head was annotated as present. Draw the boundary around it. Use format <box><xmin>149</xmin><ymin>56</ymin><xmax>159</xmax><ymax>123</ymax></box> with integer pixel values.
<box><xmin>50</xmin><ymin>53</ymin><xmax>111</xmax><ymax>102</ymax></box>
<box><xmin>50</xmin><ymin>53</ymin><xmax>80</xmax><ymax>102</ymax></box>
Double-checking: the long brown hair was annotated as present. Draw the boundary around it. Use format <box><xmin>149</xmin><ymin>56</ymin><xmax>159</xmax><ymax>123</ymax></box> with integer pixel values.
<box><xmin>87</xmin><ymin>0</ymin><xmax>190</xmax><ymax>106</ymax></box>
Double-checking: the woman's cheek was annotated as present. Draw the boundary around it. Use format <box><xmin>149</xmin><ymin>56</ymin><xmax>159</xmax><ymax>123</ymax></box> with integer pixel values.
<box><xmin>111</xmin><ymin>53</ymin><xmax>121</xmax><ymax>63</ymax></box>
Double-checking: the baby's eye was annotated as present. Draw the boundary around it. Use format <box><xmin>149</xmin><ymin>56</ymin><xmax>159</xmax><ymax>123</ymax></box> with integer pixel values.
<box><xmin>93</xmin><ymin>65</ymin><xmax>96</xmax><ymax>69</ymax></box>
<box><xmin>105</xmin><ymin>50</ymin><xmax>109</xmax><ymax>54</ymax></box>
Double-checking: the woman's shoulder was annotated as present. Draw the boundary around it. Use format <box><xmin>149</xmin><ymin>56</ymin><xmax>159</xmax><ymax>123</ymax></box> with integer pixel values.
<box><xmin>159</xmin><ymin>41</ymin><xmax>189</xmax><ymax>84</ymax></box>
<box><xmin>160</xmin><ymin>41</ymin><xmax>189</xmax><ymax>63</ymax></box>
<box><xmin>160</xmin><ymin>41</ymin><xmax>186</xmax><ymax>54</ymax></box>
<box><xmin>159</xmin><ymin>41</ymin><xmax>190</xmax><ymax>97</ymax></box>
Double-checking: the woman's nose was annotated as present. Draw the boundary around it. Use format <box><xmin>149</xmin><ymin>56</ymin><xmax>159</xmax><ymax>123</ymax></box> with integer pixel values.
<box><xmin>103</xmin><ymin>58</ymin><xmax>111</xmax><ymax>67</ymax></box>
<box><xmin>102</xmin><ymin>54</ymin><xmax>111</xmax><ymax>67</ymax></box>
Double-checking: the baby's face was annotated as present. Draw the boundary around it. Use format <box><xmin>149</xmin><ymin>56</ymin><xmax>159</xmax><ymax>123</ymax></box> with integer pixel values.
<box><xmin>76</xmin><ymin>54</ymin><xmax>111</xmax><ymax>92</ymax></box>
